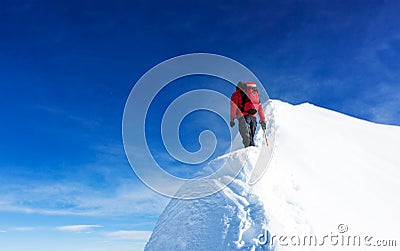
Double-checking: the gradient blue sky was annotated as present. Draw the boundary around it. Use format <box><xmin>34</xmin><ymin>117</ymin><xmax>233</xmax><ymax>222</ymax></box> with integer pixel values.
<box><xmin>1</xmin><ymin>0</ymin><xmax>400</xmax><ymax>250</ymax></box>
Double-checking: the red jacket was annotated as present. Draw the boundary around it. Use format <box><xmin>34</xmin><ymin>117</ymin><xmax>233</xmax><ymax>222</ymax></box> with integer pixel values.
<box><xmin>230</xmin><ymin>89</ymin><xmax>266</xmax><ymax>121</ymax></box>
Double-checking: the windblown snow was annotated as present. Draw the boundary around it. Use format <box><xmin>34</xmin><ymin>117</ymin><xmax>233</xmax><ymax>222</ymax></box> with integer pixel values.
<box><xmin>145</xmin><ymin>100</ymin><xmax>400</xmax><ymax>251</ymax></box>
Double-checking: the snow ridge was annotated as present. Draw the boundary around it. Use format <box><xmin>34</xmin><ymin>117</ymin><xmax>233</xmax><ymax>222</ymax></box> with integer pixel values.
<box><xmin>146</xmin><ymin>100</ymin><xmax>400</xmax><ymax>251</ymax></box>
<box><xmin>145</xmin><ymin>149</ymin><xmax>271</xmax><ymax>250</ymax></box>
<box><xmin>145</xmin><ymin>129</ymin><xmax>274</xmax><ymax>250</ymax></box>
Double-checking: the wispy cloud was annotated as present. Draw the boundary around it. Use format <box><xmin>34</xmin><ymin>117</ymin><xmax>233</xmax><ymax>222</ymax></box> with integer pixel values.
<box><xmin>364</xmin><ymin>84</ymin><xmax>400</xmax><ymax>125</ymax></box>
<box><xmin>343</xmin><ymin>82</ymin><xmax>400</xmax><ymax>126</ymax></box>
<box><xmin>0</xmin><ymin>180</ymin><xmax>169</xmax><ymax>216</ymax></box>
<box><xmin>106</xmin><ymin>230</ymin><xmax>152</xmax><ymax>241</ymax></box>
<box><xmin>11</xmin><ymin>226</ymin><xmax>38</xmax><ymax>232</ymax></box>
<box><xmin>35</xmin><ymin>104</ymin><xmax>100</xmax><ymax>127</ymax></box>
<box><xmin>56</xmin><ymin>224</ymin><xmax>102</xmax><ymax>232</ymax></box>
<box><xmin>0</xmin><ymin>138</ymin><xmax>170</xmax><ymax>216</ymax></box>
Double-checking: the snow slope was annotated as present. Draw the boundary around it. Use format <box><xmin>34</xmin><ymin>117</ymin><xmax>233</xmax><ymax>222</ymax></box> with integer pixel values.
<box><xmin>145</xmin><ymin>147</ymin><xmax>270</xmax><ymax>250</ymax></box>
<box><xmin>257</xmin><ymin>100</ymin><xmax>400</xmax><ymax>250</ymax></box>
<box><xmin>145</xmin><ymin>100</ymin><xmax>400</xmax><ymax>250</ymax></box>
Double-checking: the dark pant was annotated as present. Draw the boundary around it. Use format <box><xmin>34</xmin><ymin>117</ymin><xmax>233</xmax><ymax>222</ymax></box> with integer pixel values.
<box><xmin>238</xmin><ymin>115</ymin><xmax>257</xmax><ymax>147</ymax></box>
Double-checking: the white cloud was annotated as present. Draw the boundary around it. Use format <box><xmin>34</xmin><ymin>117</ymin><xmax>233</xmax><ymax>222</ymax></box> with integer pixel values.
<box><xmin>56</xmin><ymin>224</ymin><xmax>102</xmax><ymax>232</ymax></box>
<box><xmin>36</xmin><ymin>104</ymin><xmax>100</xmax><ymax>127</ymax></box>
<box><xmin>344</xmin><ymin>82</ymin><xmax>400</xmax><ymax>125</ymax></box>
<box><xmin>106</xmin><ymin>230</ymin><xmax>152</xmax><ymax>241</ymax></box>
<box><xmin>0</xmin><ymin>230</ymin><xmax>6</xmax><ymax>233</ymax></box>
<box><xmin>0</xmin><ymin>179</ymin><xmax>169</xmax><ymax>216</ymax></box>
<box><xmin>12</xmin><ymin>226</ymin><xmax>38</xmax><ymax>232</ymax></box>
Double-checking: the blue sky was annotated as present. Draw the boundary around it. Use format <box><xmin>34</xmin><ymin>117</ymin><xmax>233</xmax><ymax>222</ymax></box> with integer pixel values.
<box><xmin>1</xmin><ymin>0</ymin><xmax>400</xmax><ymax>250</ymax></box>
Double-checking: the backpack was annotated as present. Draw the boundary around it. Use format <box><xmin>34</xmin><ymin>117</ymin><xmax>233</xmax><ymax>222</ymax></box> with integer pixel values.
<box><xmin>239</xmin><ymin>82</ymin><xmax>260</xmax><ymax>115</ymax></box>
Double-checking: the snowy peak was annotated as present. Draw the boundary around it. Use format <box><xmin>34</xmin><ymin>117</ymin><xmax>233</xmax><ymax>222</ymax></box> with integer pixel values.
<box><xmin>145</xmin><ymin>100</ymin><xmax>400</xmax><ymax>251</ymax></box>
<box><xmin>255</xmin><ymin>100</ymin><xmax>400</xmax><ymax>250</ymax></box>
<box><xmin>145</xmin><ymin>146</ymin><xmax>271</xmax><ymax>250</ymax></box>
<box><xmin>145</xmin><ymin>101</ymin><xmax>275</xmax><ymax>250</ymax></box>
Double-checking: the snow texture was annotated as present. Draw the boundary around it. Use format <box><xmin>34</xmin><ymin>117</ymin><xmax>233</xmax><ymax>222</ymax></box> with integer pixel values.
<box><xmin>145</xmin><ymin>100</ymin><xmax>400</xmax><ymax>251</ymax></box>
<box><xmin>145</xmin><ymin>146</ymin><xmax>271</xmax><ymax>250</ymax></box>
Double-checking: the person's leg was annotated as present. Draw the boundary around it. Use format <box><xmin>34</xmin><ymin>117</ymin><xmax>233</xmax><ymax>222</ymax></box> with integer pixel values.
<box><xmin>246</xmin><ymin>116</ymin><xmax>257</xmax><ymax>146</ymax></box>
<box><xmin>238</xmin><ymin>116</ymin><xmax>251</xmax><ymax>147</ymax></box>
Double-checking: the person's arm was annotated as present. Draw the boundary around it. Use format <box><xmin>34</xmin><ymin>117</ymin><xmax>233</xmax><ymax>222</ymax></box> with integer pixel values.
<box><xmin>230</xmin><ymin>92</ymin><xmax>239</xmax><ymax>121</ymax></box>
<box><xmin>257</xmin><ymin>103</ymin><xmax>266</xmax><ymax>122</ymax></box>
